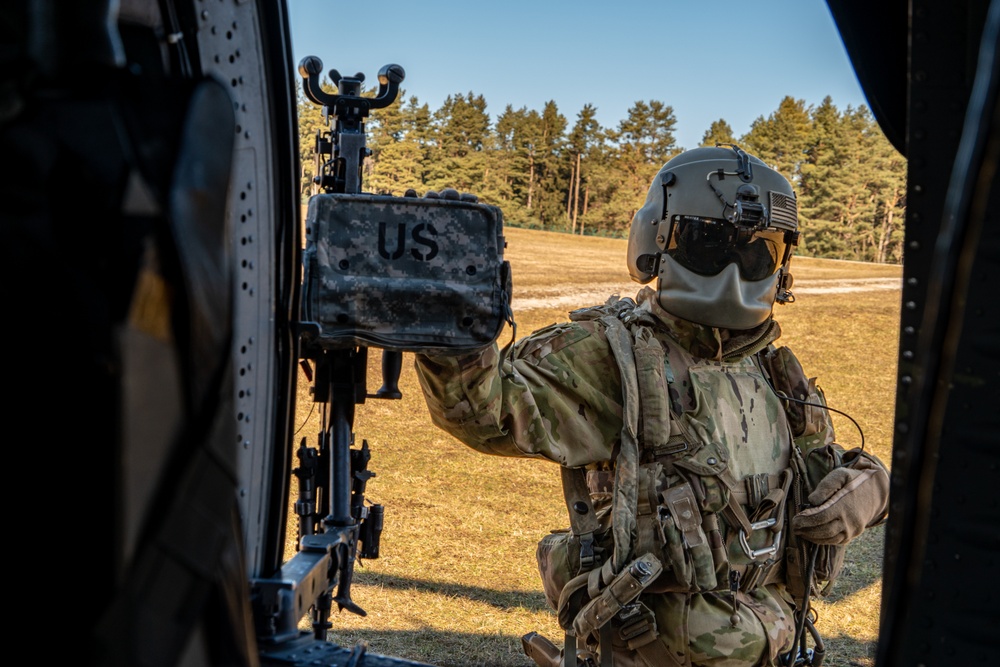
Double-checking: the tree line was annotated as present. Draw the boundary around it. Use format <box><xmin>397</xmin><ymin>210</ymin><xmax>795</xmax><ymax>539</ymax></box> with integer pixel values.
<box><xmin>298</xmin><ymin>88</ymin><xmax>906</xmax><ymax>264</ymax></box>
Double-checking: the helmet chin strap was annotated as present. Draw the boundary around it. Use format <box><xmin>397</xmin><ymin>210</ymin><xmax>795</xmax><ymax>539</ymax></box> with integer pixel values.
<box><xmin>656</xmin><ymin>256</ymin><xmax>779</xmax><ymax>330</ymax></box>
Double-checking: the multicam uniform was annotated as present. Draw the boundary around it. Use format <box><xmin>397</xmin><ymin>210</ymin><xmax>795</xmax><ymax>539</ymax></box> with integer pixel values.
<box><xmin>415</xmin><ymin>287</ymin><xmax>851</xmax><ymax>667</ymax></box>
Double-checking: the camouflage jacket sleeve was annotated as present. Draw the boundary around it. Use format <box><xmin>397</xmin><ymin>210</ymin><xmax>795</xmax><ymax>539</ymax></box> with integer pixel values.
<box><xmin>414</xmin><ymin>320</ymin><xmax>625</xmax><ymax>467</ymax></box>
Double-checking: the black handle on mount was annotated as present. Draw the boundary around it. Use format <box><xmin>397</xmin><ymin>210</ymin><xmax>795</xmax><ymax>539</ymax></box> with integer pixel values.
<box><xmin>298</xmin><ymin>56</ymin><xmax>405</xmax><ymax>114</ymax></box>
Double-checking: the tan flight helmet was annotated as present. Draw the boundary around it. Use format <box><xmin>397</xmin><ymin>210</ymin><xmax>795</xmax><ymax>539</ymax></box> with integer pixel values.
<box><xmin>627</xmin><ymin>144</ymin><xmax>799</xmax><ymax>330</ymax></box>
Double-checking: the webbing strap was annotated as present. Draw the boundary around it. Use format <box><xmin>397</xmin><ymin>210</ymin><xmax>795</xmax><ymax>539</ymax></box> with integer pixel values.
<box><xmin>607</xmin><ymin>601</ymin><xmax>689</xmax><ymax>667</ymax></box>
<box><xmin>600</xmin><ymin>625</ymin><xmax>614</xmax><ymax>667</ymax></box>
<box><xmin>599</xmin><ymin>314</ymin><xmax>641</xmax><ymax>573</ymax></box>
<box><xmin>632</xmin><ymin>633</ymin><xmax>686</xmax><ymax>667</ymax></box>
<box><xmin>563</xmin><ymin>633</ymin><xmax>577</xmax><ymax>667</ymax></box>
<box><xmin>717</xmin><ymin>468</ymin><xmax>755</xmax><ymax>535</ymax></box>
<box><xmin>633</xmin><ymin>327</ymin><xmax>672</xmax><ymax>452</ymax></box>
<box><xmin>561</xmin><ymin>466</ymin><xmax>601</xmax><ymax>571</ymax></box>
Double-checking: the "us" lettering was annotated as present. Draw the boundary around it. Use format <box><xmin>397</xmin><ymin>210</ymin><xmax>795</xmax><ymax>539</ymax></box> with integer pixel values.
<box><xmin>377</xmin><ymin>222</ymin><xmax>440</xmax><ymax>261</ymax></box>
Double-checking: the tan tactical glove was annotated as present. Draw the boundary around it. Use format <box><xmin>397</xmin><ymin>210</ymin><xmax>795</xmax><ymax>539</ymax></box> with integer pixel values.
<box><xmin>791</xmin><ymin>450</ymin><xmax>890</xmax><ymax>545</ymax></box>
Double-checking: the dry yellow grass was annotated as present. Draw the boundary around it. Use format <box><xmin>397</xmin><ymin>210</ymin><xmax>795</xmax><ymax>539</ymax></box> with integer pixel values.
<box><xmin>290</xmin><ymin>227</ymin><xmax>902</xmax><ymax>666</ymax></box>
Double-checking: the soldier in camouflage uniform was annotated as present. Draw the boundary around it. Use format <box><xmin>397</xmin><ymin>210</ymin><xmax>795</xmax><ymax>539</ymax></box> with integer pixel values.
<box><xmin>414</xmin><ymin>146</ymin><xmax>890</xmax><ymax>667</ymax></box>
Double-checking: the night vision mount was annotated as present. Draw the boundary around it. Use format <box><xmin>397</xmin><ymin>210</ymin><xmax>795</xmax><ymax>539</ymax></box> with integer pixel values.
<box><xmin>298</xmin><ymin>56</ymin><xmax>405</xmax><ymax>194</ymax></box>
<box><xmin>706</xmin><ymin>144</ymin><xmax>768</xmax><ymax>233</ymax></box>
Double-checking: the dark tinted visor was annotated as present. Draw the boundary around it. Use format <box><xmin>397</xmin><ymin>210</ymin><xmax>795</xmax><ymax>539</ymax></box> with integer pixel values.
<box><xmin>666</xmin><ymin>216</ymin><xmax>789</xmax><ymax>281</ymax></box>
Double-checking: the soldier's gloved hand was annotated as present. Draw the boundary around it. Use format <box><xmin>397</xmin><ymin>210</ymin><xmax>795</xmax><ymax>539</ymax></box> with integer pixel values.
<box><xmin>404</xmin><ymin>187</ymin><xmax>478</xmax><ymax>202</ymax></box>
<box><xmin>791</xmin><ymin>451</ymin><xmax>890</xmax><ymax>545</ymax></box>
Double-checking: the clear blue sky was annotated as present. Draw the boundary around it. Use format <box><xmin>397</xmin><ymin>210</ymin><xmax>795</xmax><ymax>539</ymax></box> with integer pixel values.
<box><xmin>288</xmin><ymin>0</ymin><xmax>868</xmax><ymax>151</ymax></box>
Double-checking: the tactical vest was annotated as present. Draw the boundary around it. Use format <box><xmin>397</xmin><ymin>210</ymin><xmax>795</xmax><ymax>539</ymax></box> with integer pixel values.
<box><xmin>533</xmin><ymin>297</ymin><xmax>846</xmax><ymax>667</ymax></box>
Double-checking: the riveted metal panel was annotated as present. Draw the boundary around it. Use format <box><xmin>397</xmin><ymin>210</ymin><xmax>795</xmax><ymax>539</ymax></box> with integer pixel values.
<box><xmin>190</xmin><ymin>0</ymin><xmax>299</xmax><ymax>578</ymax></box>
<box><xmin>877</xmin><ymin>1</ymin><xmax>997</xmax><ymax>664</ymax></box>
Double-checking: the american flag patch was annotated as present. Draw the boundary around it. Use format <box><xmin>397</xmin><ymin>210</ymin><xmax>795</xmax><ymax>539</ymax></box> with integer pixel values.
<box><xmin>769</xmin><ymin>191</ymin><xmax>798</xmax><ymax>230</ymax></box>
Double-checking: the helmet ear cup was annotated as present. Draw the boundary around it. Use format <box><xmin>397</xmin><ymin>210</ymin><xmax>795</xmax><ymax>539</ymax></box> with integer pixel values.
<box><xmin>634</xmin><ymin>253</ymin><xmax>660</xmax><ymax>277</ymax></box>
<box><xmin>627</xmin><ymin>171</ymin><xmax>671</xmax><ymax>284</ymax></box>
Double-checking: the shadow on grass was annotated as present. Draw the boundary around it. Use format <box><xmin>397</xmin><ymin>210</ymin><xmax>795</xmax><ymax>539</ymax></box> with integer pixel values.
<box><xmin>351</xmin><ymin>527</ymin><xmax>886</xmax><ymax>611</ymax></box>
<box><xmin>322</xmin><ymin>627</ymin><xmax>878</xmax><ymax>667</ymax></box>
<box><xmin>811</xmin><ymin>630</ymin><xmax>878</xmax><ymax>667</ymax></box>
<box><xmin>353</xmin><ymin>569</ymin><xmax>553</xmax><ymax>614</ymax></box>
<box><xmin>326</xmin><ymin>627</ymin><xmax>546</xmax><ymax>667</ymax></box>
<box><xmin>820</xmin><ymin>524</ymin><xmax>886</xmax><ymax>603</ymax></box>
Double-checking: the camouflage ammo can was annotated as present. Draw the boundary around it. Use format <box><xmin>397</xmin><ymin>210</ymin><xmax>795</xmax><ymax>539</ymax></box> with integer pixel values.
<box><xmin>301</xmin><ymin>193</ymin><xmax>511</xmax><ymax>353</ymax></box>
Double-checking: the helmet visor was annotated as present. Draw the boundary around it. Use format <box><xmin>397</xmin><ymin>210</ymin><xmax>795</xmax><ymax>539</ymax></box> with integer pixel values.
<box><xmin>666</xmin><ymin>216</ymin><xmax>790</xmax><ymax>281</ymax></box>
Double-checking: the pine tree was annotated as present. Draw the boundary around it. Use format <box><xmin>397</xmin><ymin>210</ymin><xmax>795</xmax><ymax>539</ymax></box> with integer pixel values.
<box><xmin>797</xmin><ymin>100</ymin><xmax>905</xmax><ymax>262</ymax></box>
<box><xmin>403</xmin><ymin>97</ymin><xmax>435</xmax><ymax>190</ymax></box>
<box><xmin>493</xmin><ymin>105</ymin><xmax>544</xmax><ymax>226</ymax></box>
<box><xmin>533</xmin><ymin>100</ymin><xmax>569</xmax><ymax>229</ymax></box>
<box><xmin>485</xmin><ymin>104</ymin><xmax>520</xmax><ymax>210</ymax></box>
<box><xmin>798</xmin><ymin>96</ymin><xmax>853</xmax><ymax>258</ymax></box>
<box><xmin>425</xmin><ymin>92</ymin><xmax>492</xmax><ymax>194</ymax></box>
<box><xmin>589</xmin><ymin>100</ymin><xmax>678</xmax><ymax>235</ymax></box>
<box><xmin>615</xmin><ymin>100</ymin><xmax>678</xmax><ymax>165</ymax></box>
<box><xmin>852</xmin><ymin>106</ymin><xmax>906</xmax><ymax>262</ymax></box>
<box><xmin>576</xmin><ymin>138</ymin><xmax>622</xmax><ymax>236</ymax></box>
<box><xmin>365</xmin><ymin>89</ymin><xmax>426</xmax><ymax>195</ymax></box>
<box><xmin>700</xmin><ymin>119</ymin><xmax>736</xmax><ymax>148</ymax></box>
<box><xmin>868</xmin><ymin>119</ymin><xmax>906</xmax><ymax>263</ymax></box>
<box><xmin>741</xmin><ymin>96</ymin><xmax>812</xmax><ymax>183</ymax></box>
<box><xmin>567</xmin><ymin>104</ymin><xmax>602</xmax><ymax>234</ymax></box>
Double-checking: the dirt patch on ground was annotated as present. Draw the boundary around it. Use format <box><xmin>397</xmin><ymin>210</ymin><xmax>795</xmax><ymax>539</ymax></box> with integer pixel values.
<box><xmin>512</xmin><ymin>277</ymin><xmax>902</xmax><ymax>311</ymax></box>
<box><xmin>793</xmin><ymin>277</ymin><xmax>902</xmax><ymax>293</ymax></box>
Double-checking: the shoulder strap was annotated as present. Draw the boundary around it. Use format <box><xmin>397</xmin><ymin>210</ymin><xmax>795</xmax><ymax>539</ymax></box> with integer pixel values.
<box><xmin>561</xmin><ymin>296</ymin><xmax>697</xmax><ymax>579</ymax></box>
<box><xmin>559</xmin><ymin>298</ymin><xmax>641</xmax><ymax>575</ymax></box>
<box><xmin>632</xmin><ymin>326</ymin><xmax>690</xmax><ymax>457</ymax></box>
<box><xmin>756</xmin><ymin>344</ymin><xmax>809</xmax><ymax>437</ymax></box>
<box><xmin>569</xmin><ymin>294</ymin><xmax>637</xmax><ymax>323</ymax></box>
<box><xmin>598</xmin><ymin>312</ymin><xmax>641</xmax><ymax>573</ymax></box>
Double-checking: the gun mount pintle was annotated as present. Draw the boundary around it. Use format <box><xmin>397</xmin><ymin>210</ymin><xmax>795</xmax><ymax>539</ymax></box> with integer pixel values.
<box><xmin>299</xmin><ymin>57</ymin><xmax>405</xmax><ymax>194</ymax></box>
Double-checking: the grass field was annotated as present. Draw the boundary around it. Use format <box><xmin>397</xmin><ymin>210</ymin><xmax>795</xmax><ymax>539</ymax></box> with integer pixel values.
<box><xmin>292</xmin><ymin>227</ymin><xmax>902</xmax><ymax>666</ymax></box>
